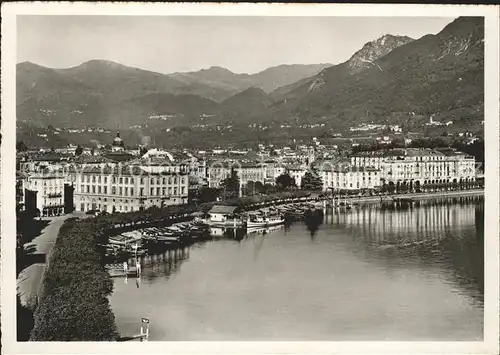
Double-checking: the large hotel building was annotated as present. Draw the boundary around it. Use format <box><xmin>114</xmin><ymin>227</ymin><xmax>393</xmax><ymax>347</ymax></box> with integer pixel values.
<box><xmin>71</xmin><ymin>157</ymin><xmax>189</xmax><ymax>213</ymax></box>
<box><xmin>349</xmin><ymin>148</ymin><xmax>476</xmax><ymax>188</ymax></box>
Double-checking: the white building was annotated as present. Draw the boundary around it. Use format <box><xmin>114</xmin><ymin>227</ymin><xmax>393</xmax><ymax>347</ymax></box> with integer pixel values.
<box><xmin>319</xmin><ymin>164</ymin><xmax>381</xmax><ymax>191</ymax></box>
<box><xmin>24</xmin><ymin>170</ymin><xmax>66</xmax><ymax>216</ymax></box>
<box><xmin>350</xmin><ymin>148</ymin><xmax>476</xmax><ymax>188</ymax></box>
<box><xmin>71</xmin><ymin>160</ymin><xmax>189</xmax><ymax>213</ymax></box>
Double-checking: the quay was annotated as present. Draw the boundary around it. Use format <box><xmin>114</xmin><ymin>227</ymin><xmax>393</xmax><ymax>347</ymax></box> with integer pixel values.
<box><xmin>332</xmin><ymin>189</ymin><xmax>484</xmax><ymax>205</ymax></box>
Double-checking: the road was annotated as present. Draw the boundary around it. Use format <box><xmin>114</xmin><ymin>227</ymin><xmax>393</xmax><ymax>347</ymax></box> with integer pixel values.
<box><xmin>16</xmin><ymin>213</ymin><xmax>88</xmax><ymax>307</ymax></box>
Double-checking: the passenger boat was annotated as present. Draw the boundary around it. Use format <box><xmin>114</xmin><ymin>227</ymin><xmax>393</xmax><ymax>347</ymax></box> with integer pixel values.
<box><xmin>247</xmin><ymin>213</ymin><xmax>285</xmax><ymax>228</ymax></box>
<box><xmin>201</xmin><ymin>217</ymin><xmax>246</xmax><ymax>227</ymax></box>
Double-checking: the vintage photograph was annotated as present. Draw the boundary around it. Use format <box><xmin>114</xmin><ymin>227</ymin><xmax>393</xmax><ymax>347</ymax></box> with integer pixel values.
<box><xmin>2</xmin><ymin>4</ymin><xmax>498</xmax><ymax>352</ymax></box>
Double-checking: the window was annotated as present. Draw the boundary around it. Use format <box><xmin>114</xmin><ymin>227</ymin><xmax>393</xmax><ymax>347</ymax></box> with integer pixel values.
<box><xmin>112</xmin><ymin>187</ymin><xmax>116</xmax><ymax>194</ymax></box>
<box><xmin>104</xmin><ymin>186</ymin><xmax>107</xmax><ymax>194</ymax></box>
<box><xmin>150</xmin><ymin>187</ymin><xmax>154</xmax><ymax>195</ymax></box>
<box><xmin>81</xmin><ymin>186</ymin><xmax>85</xmax><ymax>193</ymax></box>
<box><xmin>168</xmin><ymin>177</ymin><xmax>172</xmax><ymax>184</ymax></box>
<box><xmin>162</xmin><ymin>187</ymin><xmax>166</xmax><ymax>195</ymax></box>
<box><xmin>104</xmin><ymin>177</ymin><xmax>107</xmax><ymax>184</ymax></box>
<box><xmin>174</xmin><ymin>177</ymin><xmax>178</xmax><ymax>184</ymax></box>
<box><xmin>98</xmin><ymin>176</ymin><xmax>101</xmax><ymax>183</ymax></box>
<box><xmin>130</xmin><ymin>178</ymin><xmax>134</xmax><ymax>184</ymax></box>
<box><xmin>181</xmin><ymin>186</ymin><xmax>185</xmax><ymax>194</ymax></box>
<box><xmin>112</xmin><ymin>176</ymin><xmax>116</xmax><ymax>183</ymax></box>
<box><xmin>163</xmin><ymin>178</ymin><xmax>166</xmax><ymax>184</ymax></box>
<box><xmin>86</xmin><ymin>186</ymin><xmax>90</xmax><ymax>193</ymax></box>
<box><xmin>140</xmin><ymin>178</ymin><xmax>144</xmax><ymax>185</ymax></box>
<box><xmin>130</xmin><ymin>187</ymin><xmax>134</xmax><ymax>196</ymax></box>
<box><xmin>157</xmin><ymin>178</ymin><xmax>160</xmax><ymax>185</ymax></box>
<box><xmin>151</xmin><ymin>178</ymin><xmax>154</xmax><ymax>185</ymax></box>
<box><xmin>98</xmin><ymin>186</ymin><xmax>102</xmax><ymax>194</ymax></box>
<box><xmin>80</xmin><ymin>176</ymin><xmax>84</xmax><ymax>182</ymax></box>
<box><xmin>119</xmin><ymin>177</ymin><xmax>123</xmax><ymax>184</ymax></box>
<box><xmin>92</xmin><ymin>176</ymin><xmax>96</xmax><ymax>183</ymax></box>
<box><xmin>140</xmin><ymin>188</ymin><xmax>144</xmax><ymax>196</ymax></box>
<box><xmin>156</xmin><ymin>187</ymin><xmax>160</xmax><ymax>196</ymax></box>
<box><xmin>119</xmin><ymin>187</ymin><xmax>123</xmax><ymax>195</ymax></box>
<box><xmin>87</xmin><ymin>176</ymin><xmax>90</xmax><ymax>183</ymax></box>
<box><xmin>174</xmin><ymin>187</ymin><xmax>178</xmax><ymax>195</ymax></box>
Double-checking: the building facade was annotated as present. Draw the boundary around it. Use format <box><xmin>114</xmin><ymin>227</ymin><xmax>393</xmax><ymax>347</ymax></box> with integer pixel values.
<box><xmin>72</xmin><ymin>162</ymin><xmax>189</xmax><ymax>213</ymax></box>
<box><xmin>319</xmin><ymin>165</ymin><xmax>381</xmax><ymax>191</ymax></box>
<box><xmin>23</xmin><ymin>170</ymin><xmax>66</xmax><ymax>216</ymax></box>
<box><xmin>350</xmin><ymin>148</ymin><xmax>476</xmax><ymax>187</ymax></box>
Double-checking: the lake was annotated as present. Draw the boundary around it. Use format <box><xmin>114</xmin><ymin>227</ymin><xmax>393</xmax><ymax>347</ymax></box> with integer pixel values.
<box><xmin>109</xmin><ymin>196</ymin><xmax>484</xmax><ymax>341</ymax></box>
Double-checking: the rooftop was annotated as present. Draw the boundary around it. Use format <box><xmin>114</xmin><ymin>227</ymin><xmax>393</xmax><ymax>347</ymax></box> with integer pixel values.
<box><xmin>208</xmin><ymin>205</ymin><xmax>240</xmax><ymax>214</ymax></box>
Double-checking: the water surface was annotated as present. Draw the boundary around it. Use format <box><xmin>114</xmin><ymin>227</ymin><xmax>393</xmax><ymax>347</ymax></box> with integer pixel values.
<box><xmin>110</xmin><ymin>197</ymin><xmax>484</xmax><ymax>341</ymax></box>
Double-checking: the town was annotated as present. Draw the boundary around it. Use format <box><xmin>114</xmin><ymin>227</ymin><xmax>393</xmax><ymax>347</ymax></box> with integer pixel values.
<box><xmin>16</xmin><ymin>130</ymin><xmax>482</xmax><ymax>217</ymax></box>
<box><xmin>11</xmin><ymin>11</ymin><xmax>490</xmax><ymax>346</ymax></box>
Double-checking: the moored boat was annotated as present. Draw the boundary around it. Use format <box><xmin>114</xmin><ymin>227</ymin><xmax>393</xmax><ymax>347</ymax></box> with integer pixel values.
<box><xmin>247</xmin><ymin>213</ymin><xmax>285</xmax><ymax>228</ymax></box>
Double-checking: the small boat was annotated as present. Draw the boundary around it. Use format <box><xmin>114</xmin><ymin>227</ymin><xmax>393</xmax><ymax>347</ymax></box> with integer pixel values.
<box><xmin>109</xmin><ymin>234</ymin><xmax>141</xmax><ymax>246</ymax></box>
<box><xmin>156</xmin><ymin>235</ymin><xmax>180</xmax><ymax>243</ymax></box>
<box><xmin>247</xmin><ymin>214</ymin><xmax>285</xmax><ymax>228</ymax></box>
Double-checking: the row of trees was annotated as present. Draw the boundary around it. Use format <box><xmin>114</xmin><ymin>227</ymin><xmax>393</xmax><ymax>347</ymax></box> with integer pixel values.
<box><xmin>379</xmin><ymin>179</ymin><xmax>483</xmax><ymax>194</ymax></box>
<box><xmin>30</xmin><ymin>218</ymin><xmax>119</xmax><ymax>341</ymax></box>
<box><xmin>215</xmin><ymin>168</ymin><xmax>325</xmax><ymax>200</ymax></box>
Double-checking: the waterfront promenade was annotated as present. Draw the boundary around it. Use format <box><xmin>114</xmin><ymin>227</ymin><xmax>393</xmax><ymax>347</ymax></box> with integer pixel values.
<box><xmin>339</xmin><ymin>189</ymin><xmax>484</xmax><ymax>204</ymax></box>
<box><xmin>17</xmin><ymin>212</ymin><xmax>88</xmax><ymax>307</ymax></box>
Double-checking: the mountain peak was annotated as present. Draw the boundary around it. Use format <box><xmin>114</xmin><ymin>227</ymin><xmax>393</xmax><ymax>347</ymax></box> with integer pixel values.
<box><xmin>347</xmin><ymin>34</ymin><xmax>414</xmax><ymax>71</ymax></box>
<box><xmin>202</xmin><ymin>66</ymin><xmax>236</xmax><ymax>74</ymax></box>
<box><xmin>74</xmin><ymin>59</ymin><xmax>128</xmax><ymax>70</ymax></box>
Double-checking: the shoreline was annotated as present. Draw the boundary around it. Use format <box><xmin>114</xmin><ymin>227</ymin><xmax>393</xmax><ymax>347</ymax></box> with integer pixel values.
<box><xmin>329</xmin><ymin>189</ymin><xmax>484</xmax><ymax>205</ymax></box>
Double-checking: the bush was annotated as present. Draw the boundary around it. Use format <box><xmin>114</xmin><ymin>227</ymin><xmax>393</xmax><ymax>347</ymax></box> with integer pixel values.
<box><xmin>30</xmin><ymin>219</ymin><xmax>119</xmax><ymax>341</ymax></box>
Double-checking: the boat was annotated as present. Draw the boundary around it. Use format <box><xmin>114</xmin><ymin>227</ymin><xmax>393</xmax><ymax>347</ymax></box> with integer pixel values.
<box><xmin>201</xmin><ymin>218</ymin><xmax>246</xmax><ymax>227</ymax></box>
<box><xmin>247</xmin><ymin>213</ymin><xmax>285</xmax><ymax>228</ymax></box>
<box><xmin>109</xmin><ymin>234</ymin><xmax>142</xmax><ymax>246</ymax></box>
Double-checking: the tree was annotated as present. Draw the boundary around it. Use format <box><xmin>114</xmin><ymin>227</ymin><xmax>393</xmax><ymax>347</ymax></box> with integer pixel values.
<box><xmin>75</xmin><ymin>145</ymin><xmax>84</xmax><ymax>156</ymax></box>
<box><xmin>301</xmin><ymin>169</ymin><xmax>324</xmax><ymax>191</ymax></box>
<box><xmin>276</xmin><ymin>172</ymin><xmax>296</xmax><ymax>191</ymax></box>
<box><xmin>198</xmin><ymin>187</ymin><xmax>221</xmax><ymax>203</ymax></box>
<box><xmin>220</xmin><ymin>169</ymin><xmax>240</xmax><ymax>199</ymax></box>
<box><xmin>17</xmin><ymin>140</ymin><xmax>28</xmax><ymax>152</ymax></box>
<box><xmin>140</xmin><ymin>146</ymin><xmax>149</xmax><ymax>156</ymax></box>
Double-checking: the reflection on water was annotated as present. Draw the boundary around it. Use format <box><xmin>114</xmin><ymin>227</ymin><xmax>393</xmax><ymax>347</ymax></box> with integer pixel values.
<box><xmin>110</xmin><ymin>196</ymin><xmax>484</xmax><ymax>341</ymax></box>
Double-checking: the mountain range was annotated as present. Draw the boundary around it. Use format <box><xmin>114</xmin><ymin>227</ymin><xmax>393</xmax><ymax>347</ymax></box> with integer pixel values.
<box><xmin>16</xmin><ymin>16</ymin><xmax>483</xmax><ymax>133</ymax></box>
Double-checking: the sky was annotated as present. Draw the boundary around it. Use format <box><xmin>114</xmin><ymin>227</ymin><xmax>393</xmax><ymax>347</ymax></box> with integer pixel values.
<box><xmin>17</xmin><ymin>16</ymin><xmax>455</xmax><ymax>74</ymax></box>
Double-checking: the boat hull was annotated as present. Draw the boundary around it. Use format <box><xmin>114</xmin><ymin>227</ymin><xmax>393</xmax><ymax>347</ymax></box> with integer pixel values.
<box><xmin>247</xmin><ymin>218</ymin><xmax>284</xmax><ymax>228</ymax></box>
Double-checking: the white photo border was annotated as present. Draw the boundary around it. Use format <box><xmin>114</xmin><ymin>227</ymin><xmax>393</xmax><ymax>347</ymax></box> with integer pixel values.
<box><xmin>1</xmin><ymin>2</ymin><xmax>499</xmax><ymax>355</ymax></box>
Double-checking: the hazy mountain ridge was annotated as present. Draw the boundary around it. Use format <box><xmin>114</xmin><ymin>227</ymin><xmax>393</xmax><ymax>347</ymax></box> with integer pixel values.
<box><xmin>17</xmin><ymin>61</ymin><xmax>332</xmax><ymax>127</ymax></box>
<box><xmin>168</xmin><ymin>63</ymin><xmax>332</xmax><ymax>98</ymax></box>
<box><xmin>16</xmin><ymin>17</ymin><xmax>483</xmax><ymax>133</ymax></box>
